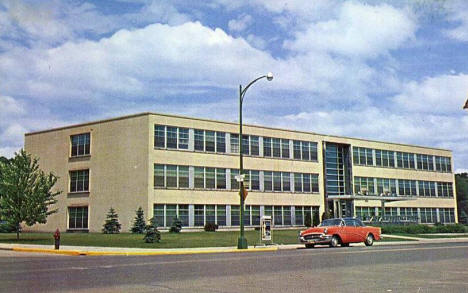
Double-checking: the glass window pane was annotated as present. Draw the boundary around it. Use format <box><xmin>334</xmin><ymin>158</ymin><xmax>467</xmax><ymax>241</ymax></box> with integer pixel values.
<box><xmin>178</xmin><ymin>128</ymin><xmax>189</xmax><ymax>149</ymax></box>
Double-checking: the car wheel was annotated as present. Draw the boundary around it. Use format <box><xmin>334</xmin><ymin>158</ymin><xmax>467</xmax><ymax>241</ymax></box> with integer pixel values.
<box><xmin>305</xmin><ymin>244</ymin><xmax>315</xmax><ymax>249</ymax></box>
<box><xmin>365</xmin><ymin>234</ymin><xmax>374</xmax><ymax>246</ymax></box>
<box><xmin>329</xmin><ymin>235</ymin><xmax>339</xmax><ymax>248</ymax></box>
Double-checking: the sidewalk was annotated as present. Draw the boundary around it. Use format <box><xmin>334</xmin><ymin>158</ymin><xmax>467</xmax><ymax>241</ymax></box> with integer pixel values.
<box><xmin>1</xmin><ymin>236</ymin><xmax>468</xmax><ymax>256</ymax></box>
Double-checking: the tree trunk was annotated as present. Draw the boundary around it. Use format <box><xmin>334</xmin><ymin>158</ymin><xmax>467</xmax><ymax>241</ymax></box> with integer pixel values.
<box><xmin>16</xmin><ymin>223</ymin><xmax>20</xmax><ymax>240</ymax></box>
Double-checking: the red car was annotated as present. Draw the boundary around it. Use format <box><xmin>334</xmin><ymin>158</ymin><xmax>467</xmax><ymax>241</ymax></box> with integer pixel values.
<box><xmin>299</xmin><ymin>217</ymin><xmax>381</xmax><ymax>248</ymax></box>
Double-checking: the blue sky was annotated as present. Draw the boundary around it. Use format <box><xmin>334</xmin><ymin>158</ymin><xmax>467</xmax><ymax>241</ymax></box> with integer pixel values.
<box><xmin>1</xmin><ymin>0</ymin><xmax>468</xmax><ymax>171</ymax></box>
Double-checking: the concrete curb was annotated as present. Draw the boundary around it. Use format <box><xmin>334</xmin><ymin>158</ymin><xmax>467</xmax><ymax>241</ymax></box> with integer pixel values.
<box><xmin>7</xmin><ymin>246</ymin><xmax>278</xmax><ymax>256</ymax></box>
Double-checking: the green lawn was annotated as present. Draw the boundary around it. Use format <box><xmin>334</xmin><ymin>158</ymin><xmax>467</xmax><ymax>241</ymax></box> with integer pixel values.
<box><xmin>0</xmin><ymin>229</ymin><xmax>407</xmax><ymax>248</ymax></box>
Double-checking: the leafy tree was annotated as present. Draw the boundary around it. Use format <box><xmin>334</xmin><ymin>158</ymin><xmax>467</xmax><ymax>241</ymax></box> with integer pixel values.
<box><xmin>456</xmin><ymin>173</ymin><xmax>468</xmax><ymax>224</ymax></box>
<box><xmin>131</xmin><ymin>207</ymin><xmax>146</xmax><ymax>234</ymax></box>
<box><xmin>144</xmin><ymin>217</ymin><xmax>161</xmax><ymax>243</ymax></box>
<box><xmin>0</xmin><ymin>150</ymin><xmax>60</xmax><ymax>240</ymax></box>
<box><xmin>102</xmin><ymin>207</ymin><xmax>121</xmax><ymax>234</ymax></box>
<box><xmin>169</xmin><ymin>217</ymin><xmax>182</xmax><ymax>233</ymax></box>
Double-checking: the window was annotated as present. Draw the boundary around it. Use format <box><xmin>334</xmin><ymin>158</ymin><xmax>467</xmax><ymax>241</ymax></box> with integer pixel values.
<box><xmin>440</xmin><ymin>208</ymin><xmax>455</xmax><ymax>223</ymax></box>
<box><xmin>418</xmin><ymin>181</ymin><xmax>436</xmax><ymax>197</ymax></box>
<box><xmin>293</xmin><ymin>141</ymin><xmax>301</xmax><ymax>160</ymax></box>
<box><xmin>242</xmin><ymin>135</ymin><xmax>249</xmax><ymax>155</ymax></box>
<box><xmin>166</xmin><ymin>165</ymin><xmax>178</xmax><ymax>187</ymax></box>
<box><xmin>178</xmin><ymin>128</ymin><xmax>189</xmax><ymax>149</ymax></box>
<box><xmin>435</xmin><ymin>156</ymin><xmax>451</xmax><ymax>172</ymax></box>
<box><xmin>206</xmin><ymin>205</ymin><xmax>216</xmax><ymax>224</ymax></box>
<box><xmin>398</xmin><ymin>179</ymin><xmax>417</xmax><ymax>196</ymax></box>
<box><xmin>244</xmin><ymin>205</ymin><xmax>251</xmax><ymax>226</ymax></box>
<box><xmin>354</xmin><ymin>177</ymin><xmax>374</xmax><ymax>195</ymax></box>
<box><xmin>294</xmin><ymin>173</ymin><xmax>303</xmax><ymax>192</ymax></box>
<box><xmin>263</xmin><ymin>137</ymin><xmax>271</xmax><ymax>157</ymax></box>
<box><xmin>231</xmin><ymin>134</ymin><xmax>239</xmax><ymax>153</ymax></box>
<box><xmin>249</xmin><ymin>170</ymin><xmax>260</xmax><ymax>190</ymax></box>
<box><xmin>353</xmin><ymin>147</ymin><xmax>373</xmax><ymax>166</ymax></box>
<box><xmin>166</xmin><ymin>127</ymin><xmax>177</xmax><ymax>148</ymax></box>
<box><xmin>68</xmin><ymin>207</ymin><xmax>88</xmax><ymax>229</ymax></box>
<box><xmin>273</xmin><ymin>172</ymin><xmax>282</xmax><ymax>191</ymax></box>
<box><xmin>178</xmin><ymin>166</ymin><xmax>189</xmax><ymax>188</ymax></box>
<box><xmin>70</xmin><ymin>170</ymin><xmax>89</xmax><ymax>192</ymax></box>
<box><xmin>293</xmin><ymin>173</ymin><xmax>319</xmax><ymax>193</ymax></box>
<box><xmin>166</xmin><ymin>205</ymin><xmax>177</xmax><ymax>227</ymax></box>
<box><xmin>216</xmin><ymin>132</ymin><xmax>226</xmax><ymax>153</ymax></box>
<box><xmin>231</xmin><ymin>169</ymin><xmax>239</xmax><ymax>190</ymax></box>
<box><xmin>396</xmin><ymin>152</ymin><xmax>415</xmax><ymax>169</ymax></box>
<box><xmin>273</xmin><ymin>206</ymin><xmax>283</xmax><ymax>226</ymax></box>
<box><xmin>355</xmin><ymin>207</ymin><xmax>376</xmax><ymax>221</ymax></box>
<box><xmin>205</xmin><ymin>131</ymin><xmax>215</xmax><ymax>152</ymax></box>
<box><xmin>194</xmin><ymin>130</ymin><xmax>204</xmax><ymax>151</ymax></box>
<box><xmin>303</xmin><ymin>174</ymin><xmax>311</xmax><ymax>192</ymax></box>
<box><xmin>231</xmin><ymin>205</ymin><xmax>240</xmax><ymax>226</ymax></box>
<box><xmin>154</xmin><ymin>165</ymin><xmax>165</xmax><ymax>187</ymax></box>
<box><xmin>264</xmin><ymin>171</ymin><xmax>273</xmax><ymax>191</ymax></box>
<box><xmin>194</xmin><ymin>205</ymin><xmax>204</xmax><ymax>226</ymax></box>
<box><xmin>376</xmin><ymin>178</ymin><xmax>397</xmax><ymax>196</ymax></box>
<box><xmin>272</xmin><ymin>138</ymin><xmax>281</xmax><ymax>157</ymax></box>
<box><xmin>250</xmin><ymin>136</ymin><xmax>259</xmax><ymax>156</ymax></box>
<box><xmin>205</xmin><ymin>168</ymin><xmax>215</xmax><ymax>189</ymax></box>
<box><xmin>71</xmin><ymin>133</ymin><xmax>90</xmax><ymax>157</ymax></box>
<box><xmin>179</xmin><ymin>205</ymin><xmax>189</xmax><ymax>226</ymax></box>
<box><xmin>375</xmin><ymin>150</ymin><xmax>394</xmax><ymax>168</ymax></box>
<box><xmin>217</xmin><ymin>205</ymin><xmax>226</xmax><ymax>226</ymax></box>
<box><xmin>154</xmin><ymin>125</ymin><xmax>189</xmax><ymax>150</ymax></box>
<box><xmin>216</xmin><ymin>168</ymin><xmax>226</xmax><ymax>189</ymax></box>
<box><xmin>283</xmin><ymin>206</ymin><xmax>291</xmax><ymax>225</ymax></box>
<box><xmin>154</xmin><ymin>126</ymin><xmax>165</xmax><ymax>148</ymax></box>
<box><xmin>302</xmin><ymin>141</ymin><xmax>310</xmax><ymax>161</ymax></box>
<box><xmin>437</xmin><ymin>182</ymin><xmax>453</xmax><ymax>197</ymax></box>
<box><xmin>194</xmin><ymin>167</ymin><xmax>205</xmax><ymax>188</ymax></box>
<box><xmin>282</xmin><ymin>172</ymin><xmax>290</xmax><ymax>192</ymax></box>
<box><xmin>420</xmin><ymin>208</ymin><xmax>437</xmax><ymax>223</ymax></box>
<box><xmin>293</xmin><ymin>140</ymin><xmax>319</xmax><ymax>161</ymax></box>
<box><xmin>252</xmin><ymin>206</ymin><xmax>260</xmax><ymax>225</ymax></box>
<box><xmin>311</xmin><ymin>174</ymin><xmax>319</xmax><ymax>192</ymax></box>
<box><xmin>154</xmin><ymin>205</ymin><xmax>165</xmax><ymax>226</ymax></box>
<box><xmin>417</xmin><ymin>154</ymin><xmax>434</xmax><ymax>171</ymax></box>
<box><xmin>281</xmin><ymin>139</ymin><xmax>290</xmax><ymax>158</ymax></box>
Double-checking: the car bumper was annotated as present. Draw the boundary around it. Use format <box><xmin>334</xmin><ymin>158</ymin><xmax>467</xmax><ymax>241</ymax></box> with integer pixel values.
<box><xmin>299</xmin><ymin>234</ymin><xmax>333</xmax><ymax>245</ymax></box>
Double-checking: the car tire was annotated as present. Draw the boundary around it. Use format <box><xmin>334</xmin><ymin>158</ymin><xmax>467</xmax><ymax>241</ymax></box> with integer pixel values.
<box><xmin>364</xmin><ymin>234</ymin><xmax>374</xmax><ymax>246</ymax></box>
<box><xmin>329</xmin><ymin>235</ymin><xmax>339</xmax><ymax>248</ymax></box>
<box><xmin>305</xmin><ymin>244</ymin><xmax>315</xmax><ymax>249</ymax></box>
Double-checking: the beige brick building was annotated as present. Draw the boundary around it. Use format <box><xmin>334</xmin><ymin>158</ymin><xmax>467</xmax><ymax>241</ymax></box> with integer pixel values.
<box><xmin>24</xmin><ymin>112</ymin><xmax>457</xmax><ymax>232</ymax></box>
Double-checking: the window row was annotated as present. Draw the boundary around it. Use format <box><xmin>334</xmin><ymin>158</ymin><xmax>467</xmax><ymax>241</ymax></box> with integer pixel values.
<box><xmin>355</xmin><ymin>207</ymin><xmax>455</xmax><ymax>223</ymax></box>
<box><xmin>154</xmin><ymin>125</ymin><xmax>318</xmax><ymax>162</ymax></box>
<box><xmin>352</xmin><ymin>146</ymin><xmax>451</xmax><ymax>173</ymax></box>
<box><xmin>354</xmin><ymin>176</ymin><xmax>453</xmax><ymax>197</ymax></box>
<box><xmin>153</xmin><ymin>204</ymin><xmax>319</xmax><ymax>227</ymax></box>
<box><xmin>154</xmin><ymin>164</ymin><xmax>319</xmax><ymax>193</ymax></box>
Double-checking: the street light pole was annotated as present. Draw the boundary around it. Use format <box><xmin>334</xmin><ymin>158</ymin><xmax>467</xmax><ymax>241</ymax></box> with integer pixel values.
<box><xmin>238</xmin><ymin>72</ymin><xmax>273</xmax><ymax>249</ymax></box>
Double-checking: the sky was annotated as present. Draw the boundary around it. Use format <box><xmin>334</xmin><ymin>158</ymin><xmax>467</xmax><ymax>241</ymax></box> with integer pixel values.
<box><xmin>1</xmin><ymin>0</ymin><xmax>468</xmax><ymax>172</ymax></box>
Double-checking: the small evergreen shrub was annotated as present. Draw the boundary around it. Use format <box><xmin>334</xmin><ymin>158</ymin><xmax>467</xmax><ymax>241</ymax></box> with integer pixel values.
<box><xmin>204</xmin><ymin>223</ymin><xmax>218</xmax><ymax>232</ymax></box>
<box><xmin>169</xmin><ymin>217</ymin><xmax>182</xmax><ymax>233</ymax></box>
<box><xmin>144</xmin><ymin>217</ymin><xmax>161</xmax><ymax>243</ymax></box>
<box><xmin>102</xmin><ymin>207</ymin><xmax>121</xmax><ymax>234</ymax></box>
<box><xmin>131</xmin><ymin>207</ymin><xmax>146</xmax><ymax>234</ymax></box>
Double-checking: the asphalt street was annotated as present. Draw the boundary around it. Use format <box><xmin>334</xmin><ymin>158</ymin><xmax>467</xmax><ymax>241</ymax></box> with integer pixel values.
<box><xmin>2</xmin><ymin>242</ymin><xmax>468</xmax><ymax>293</ymax></box>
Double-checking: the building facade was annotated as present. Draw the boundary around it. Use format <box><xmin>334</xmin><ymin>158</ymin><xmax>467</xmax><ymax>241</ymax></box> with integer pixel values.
<box><xmin>24</xmin><ymin>112</ymin><xmax>458</xmax><ymax>232</ymax></box>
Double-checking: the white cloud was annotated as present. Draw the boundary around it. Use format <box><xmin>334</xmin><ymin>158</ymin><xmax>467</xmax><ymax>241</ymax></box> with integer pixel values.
<box><xmin>444</xmin><ymin>1</ymin><xmax>468</xmax><ymax>42</ymax></box>
<box><xmin>0</xmin><ymin>95</ymin><xmax>25</xmax><ymax>117</ymax></box>
<box><xmin>393</xmin><ymin>74</ymin><xmax>468</xmax><ymax>114</ymax></box>
<box><xmin>228</xmin><ymin>14</ymin><xmax>252</xmax><ymax>32</ymax></box>
<box><xmin>283</xmin><ymin>2</ymin><xmax>417</xmax><ymax>59</ymax></box>
<box><xmin>2</xmin><ymin>123</ymin><xmax>27</xmax><ymax>145</ymax></box>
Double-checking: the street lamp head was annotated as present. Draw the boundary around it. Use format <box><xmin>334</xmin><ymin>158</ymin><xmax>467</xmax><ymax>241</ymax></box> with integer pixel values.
<box><xmin>266</xmin><ymin>72</ymin><xmax>273</xmax><ymax>81</ymax></box>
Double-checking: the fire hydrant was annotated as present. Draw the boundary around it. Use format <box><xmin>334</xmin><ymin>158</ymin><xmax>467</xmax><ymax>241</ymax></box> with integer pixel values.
<box><xmin>53</xmin><ymin>228</ymin><xmax>60</xmax><ymax>250</ymax></box>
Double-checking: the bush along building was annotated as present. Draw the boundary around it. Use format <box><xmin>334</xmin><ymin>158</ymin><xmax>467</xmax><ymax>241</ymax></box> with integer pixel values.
<box><xmin>24</xmin><ymin>112</ymin><xmax>457</xmax><ymax>232</ymax></box>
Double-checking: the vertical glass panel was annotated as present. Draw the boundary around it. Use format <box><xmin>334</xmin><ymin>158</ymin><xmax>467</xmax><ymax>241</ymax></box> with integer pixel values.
<box><xmin>310</xmin><ymin>142</ymin><xmax>318</xmax><ymax>161</ymax></box>
<box><xmin>178</xmin><ymin>166</ymin><xmax>189</xmax><ymax>188</ymax></box>
<box><xmin>295</xmin><ymin>206</ymin><xmax>303</xmax><ymax>225</ymax></box>
<box><xmin>194</xmin><ymin>130</ymin><xmax>204</xmax><ymax>151</ymax></box>
<box><xmin>282</xmin><ymin>172</ymin><xmax>290</xmax><ymax>192</ymax></box>
<box><xmin>217</xmin><ymin>205</ymin><xmax>226</xmax><ymax>226</ymax></box>
<box><xmin>231</xmin><ymin>169</ymin><xmax>239</xmax><ymax>190</ymax></box>
<box><xmin>216</xmin><ymin>168</ymin><xmax>226</xmax><ymax>189</ymax></box>
<box><xmin>153</xmin><ymin>204</ymin><xmax>165</xmax><ymax>227</ymax></box>
<box><xmin>302</xmin><ymin>141</ymin><xmax>310</xmax><ymax>160</ymax></box>
<box><xmin>194</xmin><ymin>167</ymin><xmax>205</xmax><ymax>188</ymax></box>
<box><xmin>281</xmin><ymin>139</ymin><xmax>289</xmax><ymax>158</ymax></box>
<box><xmin>250</xmin><ymin>136</ymin><xmax>259</xmax><ymax>156</ymax></box>
<box><xmin>178</xmin><ymin>128</ymin><xmax>189</xmax><ymax>149</ymax></box>
<box><xmin>166</xmin><ymin>127</ymin><xmax>178</xmax><ymax>149</ymax></box>
<box><xmin>230</xmin><ymin>134</ymin><xmax>239</xmax><ymax>153</ymax></box>
<box><xmin>231</xmin><ymin>205</ymin><xmax>240</xmax><ymax>226</ymax></box>
<box><xmin>205</xmin><ymin>168</ymin><xmax>215</xmax><ymax>189</ymax></box>
<box><xmin>252</xmin><ymin>206</ymin><xmax>260</xmax><ymax>225</ymax></box>
<box><xmin>205</xmin><ymin>131</ymin><xmax>215</xmax><ymax>152</ymax></box>
<box><xmin>154</xmin><ymin>125</ymin><xmax>165</xmax><ymax>148</ymax></box>
<box><xmin>272</xmin><ymin>138</ymin><xmax>281</xmax><ymax>157</ymax></box>
<box><xmin>283</xmin><ymin>206</ymin><xmax>291</xmax><ymax>225</ymax></box>
<box><xmin>263</xmin><ymin>137</ymin><xmax>271</xmax><ymax>157</ymax></box>
<box><xmin>242</xmin><ymin>135</ymin><xmax>249</xmax><ymax>155</ymax></box>
<box><xmin>250</xmin><ymin>170</ymin><xmax>260</xmax><ymax>190</ymax></box>
<box><xmin>178</xmin><ymin>204</ymin><xmax>189</xmax><ymax>226</ymax></box>
<box><xmin>293</xmin><ymin>141</ymin><xmax>301</xmax><ymax>159</ymax></box>
<box><xmin>264</xmin><ymin>171</ymin><xmax>273</xmax><ymax>191</ymax></box>
<box><xmin>273</xmin><ymin>172</ymin><xmax>282</xmax><ymax>191</ymax></box>
<box><xmin>166</xmin><ymin>205</ymin><xmax>177</xmax><ymax>227</ymax></box>
<box><xmin>303</xmin><ymin>174</ymin><xmax>311</xmax><ymax>192</ymax></box>
<box><xmin>166</xmin><ymin>165</ymin><xmax>177</xmax><ymax>188</ymax></box>
<box><xmin>206</xmin><ymin>205</ymin><xmax>215</xmax><ymax>224</ymax></box>
<box><xmin>216</xmin><ymin>132</ymin><xmax>226</xmax><ymax>153</ymax></box>
<box><xmin>294</xmin><ymin>173</ymin><xmax>302</xmax><ymax>192</ymax></box>
<box><xmin>194</xmin><ymin>205</ymin><xmax>204</xmax><ymax>226</ymax></box>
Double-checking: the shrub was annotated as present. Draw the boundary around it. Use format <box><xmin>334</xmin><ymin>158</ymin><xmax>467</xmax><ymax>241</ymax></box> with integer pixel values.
<box><xmin>0</xmin><ymin>221</ymin><xmax>16</xmax><ymax>233</ymax></box>
<box><xmin>204</xmin><ymin>223</ymin><xmax>218</xmax><ymax>232</ymax></box>
<box><xmin>144</xmin><ymin>217</ymin><xmax>161</xmax><ymax>243</ymax></box>
<box><xmin>131</xmin><ymin>207</ymin><xmax>146</xmax><ymax>234</ymax></box>
<box><xmin>169</xmin><ymin>217</ymin><xmax>182</xmax><ymax>233</ymax></box>
<box><xmin>102</xmin><ymin>207</ymin><xmax>121</xmax><ymax>234</ymax></box>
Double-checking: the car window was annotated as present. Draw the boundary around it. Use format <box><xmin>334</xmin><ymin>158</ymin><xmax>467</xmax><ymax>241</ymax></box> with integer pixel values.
<box><xmin>354</xmin><ymin>219</ymin><xmax>364</xmax><ymax>226</ymax></box>
<box><xmin>320</xmin><ymin>219</ymin><xmax>342</xmax><ymax>226</ymax></box>
<box><xmin>344</xmin><ymin>219</ymin><xmax>354</xmax><ymax>226</ymax></box>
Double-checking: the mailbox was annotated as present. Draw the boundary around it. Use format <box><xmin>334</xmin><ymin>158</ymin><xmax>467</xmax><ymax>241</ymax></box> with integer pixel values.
<box><xmin>261</xmin><ymin>216</ymin><xmax>272</xmax><ymax>242</ymax></box>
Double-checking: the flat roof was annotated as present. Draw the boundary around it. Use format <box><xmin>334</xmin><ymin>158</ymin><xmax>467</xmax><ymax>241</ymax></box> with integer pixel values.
<box><xmin>25</xmin><ymin>112</ymin><xmax>452</xmax><ymax>153</ymax></box>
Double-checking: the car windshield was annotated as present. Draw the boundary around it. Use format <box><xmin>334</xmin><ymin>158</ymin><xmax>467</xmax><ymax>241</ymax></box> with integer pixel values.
<box><xmin>319</xmin><ymin>219</ymin><xmax>342</xmax><ymax>227</ymax></box>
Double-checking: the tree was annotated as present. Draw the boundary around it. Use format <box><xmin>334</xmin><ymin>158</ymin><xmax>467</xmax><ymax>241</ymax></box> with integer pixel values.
<box><xmin>131</xmin><ymin>207</ymin><xmax>146</xmax><ymax>234</ymax></box>
<box><xmin>169</xmin><ymin>217</ymin><xmax>182</xmax><ymax>233</ymax></box>
<box><xmin>144</xmin><ymin>217</ymin><xmax>161</xmax><ymax>243</ymax></box>
<box><xmin>0</xmin><ymin>150</ymin><xmax>60</xmax><ymax>240</ymax></box>
<box><xmin>456</xmin><ymin>173</ymin><xmax>468</xmax><ymax>224</ymax></box>
<box><xmin>102</xmin><ymin>207</ymin><xmax>121</xmax><ymax>234</ymax></box>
